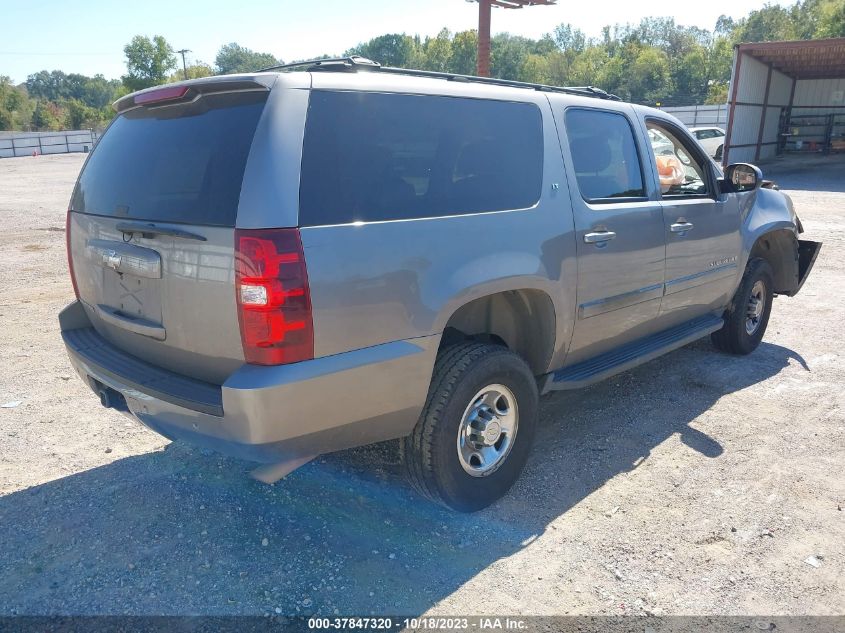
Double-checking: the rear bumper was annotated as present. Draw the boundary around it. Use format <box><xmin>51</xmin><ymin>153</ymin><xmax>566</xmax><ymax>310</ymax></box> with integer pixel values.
<box><xmin>60</xmin><ymin>301</ymin><xmax>437</xmax><ymax>464</ymax></box>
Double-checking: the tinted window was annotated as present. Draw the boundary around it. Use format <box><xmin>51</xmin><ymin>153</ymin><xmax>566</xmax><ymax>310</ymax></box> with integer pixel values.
<box><xmin>647</xmin><ymin>121</ymin><xmax>710</xmax><ymax>197</ymax></box>
<box><xmin>72</xmin><ymin>91</ymin><xmax>267</xmax><ymax>227</ymax></box>
<box><xmin>564</xmin><ymin>109</ymin><xmax>645</xmax><ymax>201</ymax></box>
<box><xmin>299</xmin><ymin>91</ymin><xmax>543</xmax><ymax>226</ymax></box>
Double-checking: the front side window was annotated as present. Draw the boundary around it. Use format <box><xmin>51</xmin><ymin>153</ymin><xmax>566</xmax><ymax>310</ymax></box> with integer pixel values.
<box><xmin>564</xmin><ymin>109</ymin><xmax>645</xmax><ymax>202</ymax></box>
<box><xmin>647</xmin><ymin>121</ymin><xmax>710</xmax><ymax>197</ymax></box>
<box><xmin>299</xmin><ymin>92</ymin><xmax>544</xmax><ymax>226</ymax></box>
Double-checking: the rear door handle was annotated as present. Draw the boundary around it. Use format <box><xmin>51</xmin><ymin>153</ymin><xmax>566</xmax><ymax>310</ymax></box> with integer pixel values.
<box><xmin>584</xmin><ymin>230</ymin><xmax>617</xmax><ymax>244</ymax></box>
<box><xmin>670</xmin><ymin>220</ymin><xmax>694</xmax><ymax>234</ymax></box>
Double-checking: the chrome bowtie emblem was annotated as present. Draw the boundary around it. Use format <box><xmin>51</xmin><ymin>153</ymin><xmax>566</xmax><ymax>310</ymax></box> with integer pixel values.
<box><xmin>103</xmin><ymin>250</ymin><xmax>122</xmax><ymax>271</ymax></box>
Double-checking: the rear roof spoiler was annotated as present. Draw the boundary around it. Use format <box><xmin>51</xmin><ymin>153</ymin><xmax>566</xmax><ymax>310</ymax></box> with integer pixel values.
<box><xmin>113</xmin><ymin>74</ymin><xmax>276</xmax><ymax>113</ymax></box>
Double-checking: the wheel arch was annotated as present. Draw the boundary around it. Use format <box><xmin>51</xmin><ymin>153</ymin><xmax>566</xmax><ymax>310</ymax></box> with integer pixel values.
<box><xmin>748</xmin><ymin>228</ymin><xmax>799</xmax><ymax>295</ymax></box>
<box><xmin>439</xmin><ymin>289</ymin><xmax>557</xmax><ymax>376</ymax></box>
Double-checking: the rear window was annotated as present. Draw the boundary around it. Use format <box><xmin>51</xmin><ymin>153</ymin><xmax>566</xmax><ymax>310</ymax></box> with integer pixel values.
<box><xmin>299</xmin><ymin>91</ymin><xmax>543</xmax><ymax>226</ymax></box>
<box><xmin>72</xmin><ymin>91</ymin><xmax>267</xmax><ymax>227</ymax></box>
<box><xmin>564</xmin><ymin>108</ymin><xmax>646</xmax><ymax>202</ymax></box>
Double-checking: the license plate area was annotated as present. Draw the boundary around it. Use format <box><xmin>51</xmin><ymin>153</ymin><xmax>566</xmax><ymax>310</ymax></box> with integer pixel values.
<box><xmin>101</xmin><ymin>270</ymin><xmax>163</xmax><ymax>325</ymax></box>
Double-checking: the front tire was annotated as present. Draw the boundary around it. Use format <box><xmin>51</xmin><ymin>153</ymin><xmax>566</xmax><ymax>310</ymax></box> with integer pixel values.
<box><xmin>711</xmin><ymin>257</ymin><xmax>774</xmax><ymax>355</ymax></box>
<box><xmin>401</xmin><ymin>342</ymin><xmax>538</xmax><ymax>512</ymax></box>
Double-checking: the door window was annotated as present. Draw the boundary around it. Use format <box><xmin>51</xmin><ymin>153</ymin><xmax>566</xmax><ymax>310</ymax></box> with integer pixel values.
<box><xmin>564</xmin><ymin>109</ymin><xmax>646</xmax><ymax>203</ymax></box>
<box><xmin>646</xmin><ymin>121</ymin><xmax>711</xmax><ymax>197</ymax></box>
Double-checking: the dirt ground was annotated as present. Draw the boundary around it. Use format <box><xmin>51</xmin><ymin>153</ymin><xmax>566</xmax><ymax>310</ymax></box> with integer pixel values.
<box><xmin>0</xmin><ymin>153</ymin><xmax>842</xmax><ymax>617</ymax></box>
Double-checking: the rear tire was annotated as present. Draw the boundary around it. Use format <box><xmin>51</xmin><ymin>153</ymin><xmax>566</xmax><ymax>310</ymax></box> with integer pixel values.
<box><xmin>711</xmin><ymin>257</ymin><xmax>774</xmax><ymax>355</ymax></box>
<box><xmin>715</xmin><ymin>144</ymin><xmax>724</xmax><ymax>161</ymax></box>
<box><xmin>401</xmin><ymin>342</ymin><xmax>538</xmax><ymax>512</ymax></box>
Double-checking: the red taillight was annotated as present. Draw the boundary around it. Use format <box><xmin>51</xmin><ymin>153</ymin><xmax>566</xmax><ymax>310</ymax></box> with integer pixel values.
<box><xmin>134</xmin><ymin>85</ymin><xmax>189</xmax><ymax>106</ymax></box>
<box><xmin>235</xmin><ymin>228</ymin><xmax>313</xmax><ymax>365</ymax></box>
<box><xmin>66</xmin><ymin>209</ymin><xmax>80</xmax><ymax>299</ymax></box>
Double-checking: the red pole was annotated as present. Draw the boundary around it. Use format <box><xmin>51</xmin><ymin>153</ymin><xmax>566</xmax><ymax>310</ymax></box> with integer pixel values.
<box><xmin>477</xmin><ymin>0</ymin><xmax>492</xmax><ymax>77</ymax></box>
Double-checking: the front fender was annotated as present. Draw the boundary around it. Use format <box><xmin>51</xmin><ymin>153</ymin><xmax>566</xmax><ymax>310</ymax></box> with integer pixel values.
<box><xmin>739</xmin><ymin>187</ymin><xmax>821</xmax><ymax>296</ymax></box>
<box><xmin>741</xmin><ymin>187</ymin><xmax>798</xmax><ymax>255</ymax></box>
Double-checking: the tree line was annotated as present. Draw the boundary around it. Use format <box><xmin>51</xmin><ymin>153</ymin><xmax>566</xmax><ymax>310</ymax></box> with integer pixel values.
<box><xmin>1</xmin><ymin>0</ymin><xmax>842</xmax><ymax>132</ymax></box>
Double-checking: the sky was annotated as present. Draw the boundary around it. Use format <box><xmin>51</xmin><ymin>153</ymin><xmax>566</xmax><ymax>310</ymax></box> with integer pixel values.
<box><xmin>1</xmin><ymin>0</ymin><xmax>793</xmax><ymax>84</ymax></box>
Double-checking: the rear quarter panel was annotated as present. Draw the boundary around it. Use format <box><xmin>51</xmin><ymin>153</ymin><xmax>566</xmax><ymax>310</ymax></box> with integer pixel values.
<box><xmin>294</xmin><ymin>77</ymin><xmax>579</xmax><ymax>371</ymax></box>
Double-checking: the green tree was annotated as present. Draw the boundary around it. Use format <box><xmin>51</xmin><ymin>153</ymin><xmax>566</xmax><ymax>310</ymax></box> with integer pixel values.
<box><xmin>0</xmin><ymin>76</ymin><xmax>35</xmax><ymax>130</ymax></box>
<box><xmin>553</xmin><ymin>23</ymin><xmax>587</xmax><ymax>52</ymax></box>
<box><xmin>168</xmin><ymin>62</ymin><xmax>214</xmax><ymax>83</ymax></box>
<box><xmin>449</xmin><ymin>30</ymin><xmax>477</xmax><ymax>74</ymax></box>
<box><xmin>816</xmin><ymin>0</ymin><xmax>845</xmax><ymax>36</ymax></box>
<box><xmin>520</xmin><ymin>54</ymin><xmax>552</xmax><ymax>83</ymax></box>
<box><xmin>627</xmin><ymin>46</ymin><xmax>673</xmax><ymax>104</ymax></box>
<box><xmin>26</xmin><ymin>71</ymin><xmax>120</xmax><ymax>109</ymax></box>
<box><xmin>735</xmin><ymin>4</ymin><xmax>798</xmax><ymax>42</ymax></box>
<box><xmin>421</xmin><ymin>29</ymin><xmax>453</xmax><ymax>72</ymax></box>
<box><xmin>705</xmin><ymin>82</ymin><xmax>729</xmax><ymax>104</ymax></box>
<box><xmin>26</xmin><ymin>70</ymin><xmax>68</xmax><ymax>101</ymax></box>
<box><xmin>122</xmin><ymin>35</ymin><xmax>177</xmax><ymax>91</ymax></box>
<box><xmin>347</xmin><ymin>33</ymin><xmax>419</xmax><ymax>67</ymax></box>
<box><xmin>490</xmin><ymin>34</ymin><xmax>535</xmax><ymax>80</ymax></box>
<box><xmin>77</xmin><ymin>75</ymin><xmax>121</xmax><ymax>109</ymax></box>
<box><xmin>671</xmin><ymin>44</ymin><xmax>710</xmax><ymax>104</ymax></box>
<box><xmin>63</xmin><ymin>98</ymin><xmax>109</xmax><ymax>129</ymax></box>
<box><xmin>567</xmin><ymin>46</ymin><xmax>609</xmax><ymax>87</ymax></box>
<box><xmin>32</xmin><ymin>100</ymin><xmax>66</xmax><ymax>131</ymax></box>
<box><xmin>215</xmin><ymin>43</ymin><xmax>279</xmax><ymax>74</ymax></box>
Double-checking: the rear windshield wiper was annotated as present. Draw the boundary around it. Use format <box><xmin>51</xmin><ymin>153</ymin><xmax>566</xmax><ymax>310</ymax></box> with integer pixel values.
<box><xmin>116</xmin><ymin>222</ymin><xmax>207</xmax><ymax>242</ymax></box>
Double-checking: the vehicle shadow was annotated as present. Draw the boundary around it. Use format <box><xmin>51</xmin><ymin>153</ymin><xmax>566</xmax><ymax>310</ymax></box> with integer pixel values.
<box><xmin>0</xmin><ymin>340</ymin><xmax>806</xmax><ymax>616</ymax></box>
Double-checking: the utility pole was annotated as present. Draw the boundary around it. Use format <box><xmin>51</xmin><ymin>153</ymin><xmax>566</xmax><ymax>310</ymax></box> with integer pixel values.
<box><xmin>176</xmin><ymin>49</ymin><xmax>191</xmax><ymax>80</ymax></box>
<box><xmin>466</xmin><ymin>0</ymin><xmax>556</xmax><ymax>77</ymax></box>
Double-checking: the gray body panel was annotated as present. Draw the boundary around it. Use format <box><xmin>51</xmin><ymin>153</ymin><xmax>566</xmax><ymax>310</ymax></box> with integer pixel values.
<box><xmin>61</xmin><ymin>71</ymin><xmax>812</xmax><ymax>468</ymax></box>
<box><xmin>69</xmin><ymin>213</ymin><xmax>244</xmax><ymax>384</ymax></box>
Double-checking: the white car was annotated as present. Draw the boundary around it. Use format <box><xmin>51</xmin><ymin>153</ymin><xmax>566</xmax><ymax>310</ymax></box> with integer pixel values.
<box><xmin>690</xmin><ymin>126</ymin><xmax>726</xmax><ymax>160</ymax></box>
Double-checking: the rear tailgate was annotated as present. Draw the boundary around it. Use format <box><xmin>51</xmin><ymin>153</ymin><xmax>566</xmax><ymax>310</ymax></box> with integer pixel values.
<box><xmin>68</xmin><ymin>82</ymin><xmax>271</xmax><ymax>384</ymax></box>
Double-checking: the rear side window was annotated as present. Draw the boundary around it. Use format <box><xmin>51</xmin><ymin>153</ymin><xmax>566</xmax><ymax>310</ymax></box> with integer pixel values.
<box><xmin>564</xmin><ymin>109</ymin><xmax>645</xmax><ymax>202</ymax></box>
<box><xmin>299</xmin><ymin>91</ymin><xmax>543</xmax><ymax>226</ymax></box>
<box><xmin>72</xmin><ymin>91</ymin><xmax>267</xmax><ymax>227</ymax></box>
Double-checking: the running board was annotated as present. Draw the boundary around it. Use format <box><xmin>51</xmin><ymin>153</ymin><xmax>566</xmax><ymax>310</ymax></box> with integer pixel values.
<box><xmin>542</xmin><ymin>314</ymin><xmax>724</xmax><ymax>393</ymax></box>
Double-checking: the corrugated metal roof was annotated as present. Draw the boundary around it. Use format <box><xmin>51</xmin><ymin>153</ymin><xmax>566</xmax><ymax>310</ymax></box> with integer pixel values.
<box><xmin>739</xmin><ymin>38</ymin><xmax>845</xmax><ymax>80</ymax></box>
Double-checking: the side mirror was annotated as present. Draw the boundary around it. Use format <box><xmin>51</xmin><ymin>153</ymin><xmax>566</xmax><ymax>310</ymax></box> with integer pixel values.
<box><xmin>722</xmin><ymin>163</ymin><xmax>763</xmax><ymax>193</ymax></box>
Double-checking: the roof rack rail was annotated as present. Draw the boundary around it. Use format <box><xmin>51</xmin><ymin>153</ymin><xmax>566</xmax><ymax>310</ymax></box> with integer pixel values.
<box><xmin>257</xmin><ymin>55</ymin><xmax>621</xmax><ymax>101</ymax></box>
<box><xmin>257</xmin><ymin>56</ymin><xmax>380</xmax><ymax>73</ymax></box>
<box><xmin>377</xmin><ymin>65</ymin><xmax>621</xmax><ymax>101</ymax></box>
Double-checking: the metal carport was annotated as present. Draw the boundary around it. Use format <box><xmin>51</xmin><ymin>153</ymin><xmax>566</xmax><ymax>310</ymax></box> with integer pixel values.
<box><xmin>723</xmin><ymin>37</ymin><xmax>845</xmax><ymax>165</ymax></box>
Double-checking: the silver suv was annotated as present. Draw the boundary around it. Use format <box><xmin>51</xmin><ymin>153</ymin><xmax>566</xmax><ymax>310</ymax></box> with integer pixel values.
<box><xmin>60</xmin><ymin>58</ymin><xmax>821</xmax><ymax>512</ymax></box>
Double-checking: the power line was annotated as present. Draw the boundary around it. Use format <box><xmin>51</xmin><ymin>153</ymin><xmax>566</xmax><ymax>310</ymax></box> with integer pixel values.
<box><xmin>0</xmin><ymin>51</ymin><xmax>114</xmax><ymax>56</ymax></box>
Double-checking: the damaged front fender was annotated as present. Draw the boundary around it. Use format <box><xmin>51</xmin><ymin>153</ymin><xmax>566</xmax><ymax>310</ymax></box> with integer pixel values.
<box><xmin>741</xmin><ymin>187</ymin><xmax>821</xmax><ymax>297</ymax></box>
<box><xmin>793</xmin><ymin>239</ymin><xmax>822</xmax><ymax>296</ymax></box>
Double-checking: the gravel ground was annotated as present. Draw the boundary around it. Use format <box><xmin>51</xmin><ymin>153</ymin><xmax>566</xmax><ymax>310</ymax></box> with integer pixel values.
<box><xmin>0</xmin><ymin>153</ymin><xmax>842</xmax><ymax>617</ymax></box>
